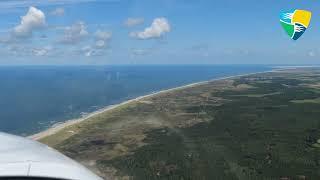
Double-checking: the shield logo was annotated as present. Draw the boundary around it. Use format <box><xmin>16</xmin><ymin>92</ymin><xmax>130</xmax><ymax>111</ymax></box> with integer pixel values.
<box><xmin>280</xmin><ymin>9</ymin><xmax>312</xmax><ymax>40</ymax></box>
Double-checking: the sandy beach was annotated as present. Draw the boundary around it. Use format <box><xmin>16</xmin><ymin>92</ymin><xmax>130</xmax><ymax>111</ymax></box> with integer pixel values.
<box><xmin>29</xmin><ymin>69</ymin><xmax>279</xmax><ymax>141</ymax></box>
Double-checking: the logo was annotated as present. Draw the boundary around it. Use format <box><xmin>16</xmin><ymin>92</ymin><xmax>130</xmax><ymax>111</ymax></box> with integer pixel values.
<box><xmin>280</xmin><ymin>9</ymin><xmax>312</xmax><ymax>40</ymax></box>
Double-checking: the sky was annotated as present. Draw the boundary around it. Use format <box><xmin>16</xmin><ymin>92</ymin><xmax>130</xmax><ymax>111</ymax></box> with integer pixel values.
<box><xmin>0</xmin><ymin>0</ymin><xmax>320</xmax><ymax>65</ymax></box>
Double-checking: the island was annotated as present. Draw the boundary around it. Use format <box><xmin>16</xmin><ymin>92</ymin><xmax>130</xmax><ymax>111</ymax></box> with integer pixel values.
<box><xmin>38</xmin><ymin>68</ymin><xmax>320</xmax><ymax>179</ymax></box>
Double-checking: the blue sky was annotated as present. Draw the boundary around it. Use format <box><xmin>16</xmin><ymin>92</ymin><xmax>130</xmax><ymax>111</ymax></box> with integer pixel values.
<box><xmin>0</xmin><ymin>0</ymin><xmax>319</xmax><ymax>65</ymax></box>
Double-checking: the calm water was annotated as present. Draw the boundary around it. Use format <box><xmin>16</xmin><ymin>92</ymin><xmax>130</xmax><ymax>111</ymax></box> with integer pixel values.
<box><xmin>0</xmin><ymin>65</ymin><xmax>272</xmax><ymax>136</ymax></box>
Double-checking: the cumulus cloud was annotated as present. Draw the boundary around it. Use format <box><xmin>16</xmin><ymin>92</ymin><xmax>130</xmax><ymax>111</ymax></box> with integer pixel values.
<box><xmin>32</xmin><ymin>46</ymin><xmax>53</xmax><ymax>56</ymax></box>
<box><xmin>94</xmin><ymin>30</ymin><xmax>112</xmax><ymax>48</ymax></box>
<box><xmin>5</xmin><ymin>44</ymin><xmax>54</xmax><ymax>57</ymax></box>
<box><xmin>13</xmin><ymin>6</ymin><xmax>46</xmax><ymax>38</ymax></box>
<box><xmin>71</xmin><ymin>29</ymin><xmax>113</xmax><ymax>57</ymax></box>
<box><xmin>82</xmin><ymin>46</ymin><xmax>93</xmax><ymax>57</ymax></box>
<box><xmin>50</xmin><ymin>7</ymin><xmax>65</xmax><ymax>16</ymax></box>
<box><xmin>130</xmin><ymin>17</ymin><xmax>170</xmax><ymax>39</ymax></box>
<box><xmin>94</xmin><ymin>30</ymin><xmax>112</xmax><ymax>40</ymax></box>
<box><xmin>81</xmin><ymin>45</ymin><xmax>106</xmax><ymax>57</ymax></box>
<box><xmin>95</xmin><ymin>40</ymin><xmax>106</xmax><ymax>48</ymax></box>
<box><xmin>59</xmin><ymin>21</ymin><xmax>88</xmax><ymax>44</ymax></box>
<box><xmin>124</xmin><ymin>18</ymin><xmax>144</xmax><ymax>27</ymax></box>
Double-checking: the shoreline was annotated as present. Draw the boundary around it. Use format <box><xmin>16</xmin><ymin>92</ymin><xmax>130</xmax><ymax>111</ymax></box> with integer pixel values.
<box><xmin>29</xmin><ymin>69</ymin><xmax>279</xmax><ymax>141</ymax></box>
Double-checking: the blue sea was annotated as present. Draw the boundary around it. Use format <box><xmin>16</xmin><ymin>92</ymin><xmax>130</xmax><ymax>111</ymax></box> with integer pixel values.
<box><xmin>0</xmin><ymin>65</ymin><xmax>273</xmax><ymax>136</ymax></box>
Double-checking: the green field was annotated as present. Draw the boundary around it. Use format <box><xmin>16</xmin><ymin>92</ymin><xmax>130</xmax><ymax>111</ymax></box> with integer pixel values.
<box><xmin>41</xmin><ymin>68</ymin><xmax>320</xmax><ymax>180</ymax></box>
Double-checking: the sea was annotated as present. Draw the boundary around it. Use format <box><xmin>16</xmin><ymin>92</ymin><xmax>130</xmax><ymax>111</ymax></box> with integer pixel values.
<box><xmin>0</xmin><ymin>65</ymin><xmax>273</xmax><ymax>136</ymax></box>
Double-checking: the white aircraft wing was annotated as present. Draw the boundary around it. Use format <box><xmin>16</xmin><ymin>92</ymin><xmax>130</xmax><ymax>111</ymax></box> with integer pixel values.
<box><xmin>0</xmin><ymin>132</ymin><xmax>102</xmax><ymax>180</ymax></box>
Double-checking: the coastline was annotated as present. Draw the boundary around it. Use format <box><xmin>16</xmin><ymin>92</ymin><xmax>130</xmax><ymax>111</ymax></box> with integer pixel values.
<box><xmin>29</xmin><ymin>69</ymin><xmax>278</xmax><ymax>141</ymax></box>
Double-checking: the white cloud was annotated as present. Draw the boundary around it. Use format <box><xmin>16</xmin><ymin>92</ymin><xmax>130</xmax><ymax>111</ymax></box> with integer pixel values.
<box><xmin>130</xmin><ymin>17</ymin><xmax>170</xmax><ymax>39</ymax></box>
<box><xmin>59</xmin><ymin>21</ymin><xmax>88</xmax><ymax>44</ymax></box>
<box><xmin>50</xmin><ymin>7</ymin><xmax>65</xmax><ymax>16</ymax></box>
<box><xmin>94</xmin><ymin>30</ymin><xmax>112</xmax><ymax>48</ymax></box>
<box><xmin>82</xmin><ymin>46</ymin><xmax>93</xmax><ymax>57</ymax></box>
<box><xmin>62</xmin><ymin>29</ymin><xmax>112</xmax><ymax>57</ymax></box>
<box><xmin>32</xmin><ymin>49</ymin><xmax>47</xmax><ymax>56</ymax></box>
<box><xmin>81</xmin><ymin>45</ymin><xmax>105</xmax><ymax>57</ymax></box>
<box><xmin>94</xmin><ymin>30</ymin><xmax>112</xmax><ymax>40</ymax></box>
<box><xmin>32</xmin><ymin>46</ymin><xmax>52</xmax><ymax>56</ymax></box>
<box><xmin>124</xmin><ymin>18</ymin><xmax>144</xmax><ymax>27</ymax></box>
<box><xmin>95</xmin><ymin>40</ymin><xmax>106</xmax><ymax>48</ymax></box>
<box><xmin>5</xmin><ymin>44</ymin><xmax>54</xmax><ymax>57</ymax></box>
<box><xmin>13</xmin><ymin>6</ymin><xmax>46</xmax><ymax>38</ymax></box>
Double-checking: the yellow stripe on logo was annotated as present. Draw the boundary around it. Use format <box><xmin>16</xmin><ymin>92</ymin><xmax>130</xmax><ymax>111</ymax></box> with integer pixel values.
<box><xmin>292</xmin><ymin>10</ymin><xmax>312</xmax><ymax>28</ymax></box>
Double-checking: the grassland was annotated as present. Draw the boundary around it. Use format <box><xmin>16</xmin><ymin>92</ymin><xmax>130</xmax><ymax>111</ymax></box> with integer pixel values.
<box><xmin>40</xmin><ymin>68</ymin><xmax>320</xmax><ymax>179</ymax></box>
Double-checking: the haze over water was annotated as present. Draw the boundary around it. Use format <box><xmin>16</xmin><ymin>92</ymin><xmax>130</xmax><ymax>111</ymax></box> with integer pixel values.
<box><xmin>0</xmin><ymin>65</ymin><xmax>272</xmax><ymax>136</ymax></box>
